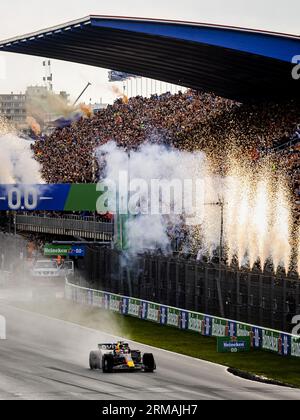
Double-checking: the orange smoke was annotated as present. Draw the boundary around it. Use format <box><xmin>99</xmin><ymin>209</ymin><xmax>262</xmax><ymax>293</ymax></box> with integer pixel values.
<box><xmin>26</xmin><ymin>116</ymin><xmax>41</xmax><ymax>136</ymax></box>
<box><xmin>111</xmin><ymin>85</ymin><xmax>129</xmax><ymax>104</ymax></box>
<box><xmin>80</xmin><ymin>103</ymin><xmax>93</xmax><ymax>118</ymax></box>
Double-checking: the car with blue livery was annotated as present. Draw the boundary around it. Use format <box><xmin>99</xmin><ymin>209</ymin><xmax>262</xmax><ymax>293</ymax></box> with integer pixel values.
<box><xmin>89</xmin><ymin>342</ymin><xmax>156</xmax><ymax>373</ymax></box>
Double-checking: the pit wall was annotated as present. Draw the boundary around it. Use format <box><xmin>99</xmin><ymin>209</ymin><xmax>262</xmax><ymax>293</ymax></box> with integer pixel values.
<box><xmin>65</xmin><ymin>280</ymin><xmax>300</xmax><ymax>359</ymax></box>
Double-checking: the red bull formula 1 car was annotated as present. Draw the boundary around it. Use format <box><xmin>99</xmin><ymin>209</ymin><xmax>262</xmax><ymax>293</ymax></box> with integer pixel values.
<box><xmin>89</xmin><ymin>342</ymin><xmax>156</xmax><ymax>373</ymax></box>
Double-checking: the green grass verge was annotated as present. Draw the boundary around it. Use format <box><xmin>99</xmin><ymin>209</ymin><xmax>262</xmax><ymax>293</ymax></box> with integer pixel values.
<box><xmin>16</xmin><ymin>299</ymin><xmax>300</xmax><ymax>388</ymax></box>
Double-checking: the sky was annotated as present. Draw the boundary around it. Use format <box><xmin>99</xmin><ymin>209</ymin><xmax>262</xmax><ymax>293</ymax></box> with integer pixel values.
<box><xmin>0</xmin><ymin>0</ymin><xmax>298</xmax><ymax>104</ymax></box>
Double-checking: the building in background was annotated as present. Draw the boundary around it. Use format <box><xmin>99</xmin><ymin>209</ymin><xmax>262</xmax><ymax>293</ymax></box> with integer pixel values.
<box><xmin>0</xmin><ymin>86</ymin><xmax>70</xmax><ymax>132</ymax></box>
<box><xmin>0</xmin><ymin>93</ymin><xmax>27</xmax><ymax>129</ymax></box>
<box><xmin>26</xmin><ymin>85</ymin><xmax>70</xmax><ymax>127</ymax></box>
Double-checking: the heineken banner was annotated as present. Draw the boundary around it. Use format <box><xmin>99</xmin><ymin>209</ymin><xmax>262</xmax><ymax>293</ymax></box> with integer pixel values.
<box><xmin>65</xmin><ymin>280</ymin><xmax>300</xmax><ymax>359</ymax></box>
<box><xmin>44</xmin><ymin>244</ymin><xmax>86</xmax><ymax>257</ymax></box>
<box><xmin>217</xmin><ymin>337</ymin><xmax>251</xmax><ymax>353</ymax></box>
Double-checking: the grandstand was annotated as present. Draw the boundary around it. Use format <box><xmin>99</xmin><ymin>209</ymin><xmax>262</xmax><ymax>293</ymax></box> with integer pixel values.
<box><xmin>1</xmin><ymin>16</ymin><xmax>300</xmax><ymax>102</ymax></box>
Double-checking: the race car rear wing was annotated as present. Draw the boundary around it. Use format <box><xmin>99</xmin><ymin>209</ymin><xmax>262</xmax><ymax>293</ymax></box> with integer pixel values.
<box><xmin>98</xmin><ymin>343</ymin><xmax>129</xmax><ymax>351</ymax></box>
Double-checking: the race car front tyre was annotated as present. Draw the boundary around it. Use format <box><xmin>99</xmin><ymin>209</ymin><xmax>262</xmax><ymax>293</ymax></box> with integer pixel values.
<box><xmin>143</xmin><ymin>353</ymin><xmax>156</xmax><ymax>373</ymax></box>
<box><xmin>102</xmin><ymin>354</ymin><xmax>114</xmax><ymax>373</ymax></box>
<box><xmin>89</xmin><ymin>351</ymin><xmax>101</xmax><ymax>370</ymax></box>
<box><xmin>131</xmin><ymin>350</ymin><xmax>142</xmax><ymax>364</ymax></box>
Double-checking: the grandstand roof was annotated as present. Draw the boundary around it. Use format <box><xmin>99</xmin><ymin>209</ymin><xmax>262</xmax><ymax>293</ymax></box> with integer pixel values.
<box><xmin>1</xmin><ymin>15</ymin><xmax>300</xmax><ymax>102</ymax></box>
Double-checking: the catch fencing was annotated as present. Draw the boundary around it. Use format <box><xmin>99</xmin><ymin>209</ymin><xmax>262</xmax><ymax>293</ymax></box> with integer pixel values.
<box><xmin>77</xmin><ymin>247</ymin><xmax>300</xmax><ymax>333</ymax></box>
<box><xmin>65</xmin><ymin>279</ymin><xmax>300</xmax><ymax>359</ymax></box>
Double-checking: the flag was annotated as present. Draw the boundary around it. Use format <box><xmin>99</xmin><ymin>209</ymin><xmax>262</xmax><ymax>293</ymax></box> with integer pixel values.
<box><xmin>108</xmin><ymin>71</ymin><xmax>139</xmax><ymax>82</ymax></box>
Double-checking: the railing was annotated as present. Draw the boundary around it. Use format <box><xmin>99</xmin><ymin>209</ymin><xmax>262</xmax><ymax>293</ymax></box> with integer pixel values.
<box><xmin>16</xmin><ymin>214</ymin><xmax>114</xmax><ymax>241</ymax></box>
<box><xmin>77</xmin><ymin>247</ymin><xmax>300</xmax><ymax>333</ymax></box>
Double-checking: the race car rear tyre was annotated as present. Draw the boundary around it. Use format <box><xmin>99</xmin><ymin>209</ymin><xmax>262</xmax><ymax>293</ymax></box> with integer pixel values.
<box><xmin>102</xmin><ymin>354</ymin><xmax>114</xmax><ymax>373</ymax></box>
<box><xmin>143</xmin><ymin>353</ymin><xmax>156</xmax><ymax>373</ymax></box>
<box><xmin>89</xmin><ymin>351</ymin><xmax>101</xmax><ymax>370</ymax></box>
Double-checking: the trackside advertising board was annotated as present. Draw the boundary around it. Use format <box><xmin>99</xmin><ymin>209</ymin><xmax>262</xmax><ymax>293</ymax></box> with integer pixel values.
<box><xmin>65</xmin><ymin>281</ymin><xmax>300</xmax><ymax>359</ymax></box>
<box><xmin>217</xmin><ymin>337</ymin><xmax>251</xmax><ymax>353</ymax></box>
<box><xmin>44</xmin><ymin>244</ymin><xmax>86</xmax><ymax>257</ymax></box>
<box><xmin>0</xmin><ymin>184</ymin><xmax>104</xmax><ymax>211</ymax></box>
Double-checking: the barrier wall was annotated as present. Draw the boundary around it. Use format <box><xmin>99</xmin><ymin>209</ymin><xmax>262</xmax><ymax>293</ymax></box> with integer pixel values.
<box><xmin>65</xmin><ymin>280</ymin><xmax>300</xmax><ymax>359</ymax></box>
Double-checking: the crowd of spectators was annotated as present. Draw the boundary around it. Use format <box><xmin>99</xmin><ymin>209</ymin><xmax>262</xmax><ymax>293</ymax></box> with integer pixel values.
<box><xmin>32</xmin><ymin>90</ymin><xmax>300</xmax><ymax>213</ymax></box>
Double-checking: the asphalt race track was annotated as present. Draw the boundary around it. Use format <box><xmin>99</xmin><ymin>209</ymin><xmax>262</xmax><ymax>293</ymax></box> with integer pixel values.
<box><xmin>0</xmin><ymin>302</ymin><xmax>299</xmax><ymax>401</ymax></box>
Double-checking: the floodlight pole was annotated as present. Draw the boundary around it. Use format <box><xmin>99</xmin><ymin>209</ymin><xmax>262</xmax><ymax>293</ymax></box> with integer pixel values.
<box><xmin>92</xmin><ymin>151</ymin><xmax>97</xmax><ymax>242</ymax></box>
<box><xmin>73</xmin><ymin>82</ymin><xmax>92</xmax><ymax>106</ymax></box>
<box><xmin>219</xmin><ymin>201</ymin><xmax>225</xmax><ymax>318</ymax></box>
<box><xmin>205</xmin><ymin>198</ymin><xmax>226</xmax><ymax>318</ymax></box>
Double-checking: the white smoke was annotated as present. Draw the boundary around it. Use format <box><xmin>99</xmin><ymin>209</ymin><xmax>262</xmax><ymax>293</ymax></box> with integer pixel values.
<box><xmin>97</xmin><ymin>141</ymin><xmax>207</xmax><ymax>254</ymax></box>
<box><xmin>0</xmin><ymin>133</ymin><xmax>42</xmax><ymax>184</ymax></box>
<box><xmin>97</xmin><ymin>141</ymin><xmax>295</xmax><ymax>273</ymax></box>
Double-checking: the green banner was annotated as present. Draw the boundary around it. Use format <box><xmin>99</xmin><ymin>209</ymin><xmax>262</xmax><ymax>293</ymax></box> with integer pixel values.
<box><xmin>44</xmin><ymin>244</ymin><xmax>71</xmax><ymax>256</ymax></box>
<box><xmin>147</xmin><ymin>303</ymin><xmax>160</xmax><ymax>323</ymax></box>
<box><xmin>44</xmin><ymin>244</ymin><xmax>85</xmax><ymax>257</ymax></box>
<box><xmin>212</xmin><ymin>318</ymin><xmax>228</xmax><ymax>337</ymax></box>
<box><xmin>217</xmin><ymin>337</ymin><xmax>251</xmax><ymax>353</ymax></box>
<box><xmin>188</xmin><ymin>313</ymin><xmax>204</xmax><ymax>334</ymax></box>
<box><xmin>236</xmin><ymin>323</ymin><xmax>252</xmax><ymax>337</ymax></box>
<box><xmin>128</xmin><ymin>299</ymin><xmax>141</xmax><ymax>317</ymax></box>
<box><xmin>109</xmin><ymin>295</ymin><xmax>122</xmax><ymax>312</ymax></box>
<box><xmin>291</xmin><ymin>337</ymin><xmax>300</xmax><ymax>358</ymax></box>
<box><xmin>167</xmin><ymin>308</ymin><xmax>181</xmax><ymax>328</ymax></box>
<box><xmin>262</xmin><ymin>330</ymin><xmax>280</xmax><ymax>353</ymax></box>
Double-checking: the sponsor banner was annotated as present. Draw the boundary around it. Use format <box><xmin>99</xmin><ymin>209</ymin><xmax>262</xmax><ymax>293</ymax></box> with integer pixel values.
<box><xmin>93</xmin><ymin>291</ymin><xmax>104</xmax><ymax>308</ymax></box>
<box><xmin>122</xmin><ymin>297</ymin><xmax>129</xmax><ymax>315</ymax></box>
<box><xmin>65</xmin><ymin>283</ymin><xmax>300</xmax><ymax>359</ymax></box>
<box><xmin>203</xmin><ymin>316</ymin><xmax>212</xmax><ymax>337</ymax></box>
<box><xmin>166</xmin><ymin>308</ymin><xmax>181</xmax><ymax>328</ymax></box>
<box><xmin>87</xmin><ymin>290</ymin><xmax>93</xmax><ymax>306</ymax></box>
<box><xmin>188</xmin><ymin>313</ymin><xmax>204</xmax><ymax>334</ymax></box>
<box><xmin>180</xmin><ymin>311</ymin><xmax>189</xmax><ymax>330</ymax></box>
<box><xmin>237</xmin><ymin>323</ymin><xmax>252</xmax><ymax>337</ymax></box>
<box><xmin>217</xmin><ymin>337</ymin><xmax>251</xmax><ymax>353</ymax></box>
<box><xmin>104</xmin><ymin>293</ymin><xmax>110</xmax><ymax>310</ymax></box>
<box><xmin>109</xmin><ymin>295</ymin><xmax>122</xmax><ymax>313</ymax></box>
<box><xmin>212</xmin><ymin>318</ymin><xmax>227</xmax><ymax>337</ymax></box>
<box><xmin>127</xmin><ymin>298</ymin><xmax>141</xmax><ymax>318</ymax></box>
<box><xmin>0</xmin><ymin>184</ymin><xmax>107</xmax><ymax>211</ymax></box>
<box><xmin>44</xmin><ymin>244</ymin><xmax>86</xmax><ymax>257</ymax></box>
<box><xmin>291</xmin><ymin>337</ymin><xmax>300</xmax><ymax>358</ymax></box>
<box><xmin>228</xmin><ymin>321</ymin><xmax>237</xmax><ymax>338</ymax></box>
<box><xmin>262</xmin><ymin>329</ymin><xmax>280</xmax><ymax>353</ymax></box>
<box><xmin>251</xmin><ymin>327</ymin><xmax>263</xmax><ymax>349</ymax></box>
<box><xmin>147</xmin><ymin>303</ymin><xmax>161</xmax><ymax>323</ymax></box>
<box><xmin>160</xmin><ymin>306</ymin><xmax>168</xmax><ymax>325</ymax></box>
<box><xmin>279</xmin><ymin>334</ymin><xmax>291</xmax><ymax>357</ymax></box>
<box><xmin>141</xmin><ymin>301</ymin><xmax>148</xmax><ymax>320</ymax></box>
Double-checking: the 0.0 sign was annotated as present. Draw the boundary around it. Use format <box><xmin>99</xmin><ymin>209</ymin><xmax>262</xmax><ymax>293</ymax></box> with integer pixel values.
<box><xmin>8</xmin><ymin>187</ymin><xmax>38</xmax><ymax>210</ymax></box>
